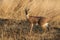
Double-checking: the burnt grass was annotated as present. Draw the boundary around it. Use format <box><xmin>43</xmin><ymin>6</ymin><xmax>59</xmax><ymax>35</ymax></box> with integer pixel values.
<box><xmin>0</xmin><ymin>18</ymin><xmax>60</xmax><ymax>40</ymax></box>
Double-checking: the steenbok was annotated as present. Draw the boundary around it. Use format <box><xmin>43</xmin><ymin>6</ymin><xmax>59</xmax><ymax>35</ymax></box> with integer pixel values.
<box><xmin>25</xmin><ymin>11</ymin><xmax>49</xmax><ymax>34</ymax></box>
<box><xmin>25</xmin><ymin>9</ymin><xmax>60</xmax><ymax>34</ymax></box>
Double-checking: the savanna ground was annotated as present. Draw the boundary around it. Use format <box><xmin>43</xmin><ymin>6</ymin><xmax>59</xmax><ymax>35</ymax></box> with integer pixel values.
<box><xmin>0</xmin><ymin>0</ymin><xmax>60</xmax><ymax>40</ymax></box>
<box><xmin>0</xmin><ymin>18</ymin><xmax>60</xmax><ymax>40</ymax></box>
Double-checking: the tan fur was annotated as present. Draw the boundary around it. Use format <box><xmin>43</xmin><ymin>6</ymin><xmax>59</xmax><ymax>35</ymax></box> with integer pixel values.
<box><xmin>38</xmin><ymin>17</ymin><xmax>49</xmax><ymax>32</ymax></box>
<box><xmin>26</xmin><ymin>15</ymin><xmax>50</xmax><ymax>34</ymax></box>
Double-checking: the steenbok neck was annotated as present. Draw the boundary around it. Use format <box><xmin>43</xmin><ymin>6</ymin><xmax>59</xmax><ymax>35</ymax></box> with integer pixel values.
<box><xmin>26</xmin><ymin>14</ymin><xmax>30</xmax><ymax>18</ymax></box>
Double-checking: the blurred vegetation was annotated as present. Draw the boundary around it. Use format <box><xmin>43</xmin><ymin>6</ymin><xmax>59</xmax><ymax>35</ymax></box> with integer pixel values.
<box><xmin>0</xmin><ymin>18</ymin><xmax>59</xmax><ymax>40</ymax></box>
<box><xmin>0</xmin><ymin>0</ymin><xmax>60</xmax><ymax>40</ymax></box>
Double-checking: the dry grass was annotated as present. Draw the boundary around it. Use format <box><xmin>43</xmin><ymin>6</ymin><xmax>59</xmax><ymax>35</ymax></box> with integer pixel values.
<box><xmin>0</xmin><ymin>0</ymin><xmax>60</xmax><ymax>20</ymax></box>
<box><xmin>0</xmin><ymin>18</ymin><xmax>59</xmax><ymax>40</ymax></box>
<box><xmin>0</xmin><ymin>0</ymin><xmax>60</xmax><ymax>40</ymax></box>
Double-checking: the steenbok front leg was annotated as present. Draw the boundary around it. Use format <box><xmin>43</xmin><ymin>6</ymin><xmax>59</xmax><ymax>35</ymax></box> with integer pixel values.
<box><xmin>29</xmin><ymin>23</ymin><xmax>34</xmax><ymax>35</ymax></box>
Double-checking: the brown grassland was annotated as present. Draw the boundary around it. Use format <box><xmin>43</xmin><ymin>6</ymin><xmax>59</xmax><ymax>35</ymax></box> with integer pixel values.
<box><xmin>0</xmin><ymin>0</ymin><xmax>60</xmax><ymax>40</ymax></box>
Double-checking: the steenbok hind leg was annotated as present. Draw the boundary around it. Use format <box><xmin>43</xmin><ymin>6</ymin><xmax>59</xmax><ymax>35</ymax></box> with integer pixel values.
<box><xmin>42</xmin><ymin>26</ymin><xmax>47</xmax><ymax>32</ymax></box>
<box><xmin>42</xmin><ymin>23</ymin><xmax>49</xmax><ymax>32</ymax></box>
